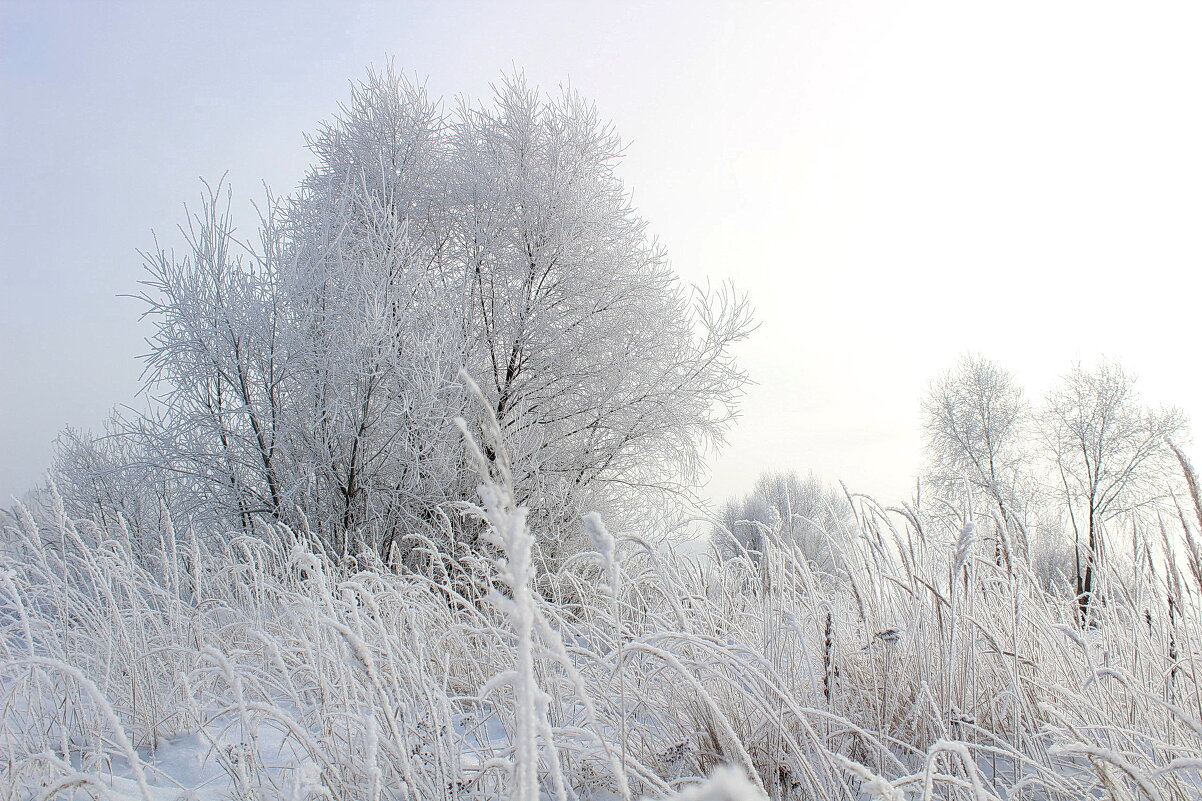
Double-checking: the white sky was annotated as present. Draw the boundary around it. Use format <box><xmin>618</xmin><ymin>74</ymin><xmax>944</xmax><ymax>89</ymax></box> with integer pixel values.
<box><xmin>3</xmin><ymin>0</ymin><xmax>1201</xmax><ymax>508</ymax></box>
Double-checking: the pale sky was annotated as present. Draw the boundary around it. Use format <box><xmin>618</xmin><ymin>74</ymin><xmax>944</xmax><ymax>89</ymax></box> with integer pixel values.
<box><xmin>3</xmin><ymin>1</ymin><xmax>1201</xmax><ymax>508</ymax></box>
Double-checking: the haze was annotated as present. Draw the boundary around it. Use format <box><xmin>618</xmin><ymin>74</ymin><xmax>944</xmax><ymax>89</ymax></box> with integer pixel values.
<box><xmin>3</xmin><ymin>0</ymin><xmax>1200</xmax><ymax>506</ymax></box>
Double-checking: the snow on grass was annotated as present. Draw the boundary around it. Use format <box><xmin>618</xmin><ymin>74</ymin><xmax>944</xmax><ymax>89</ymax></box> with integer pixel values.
<box><xmin>3</xmin><ymin>474</ymin><xmax>1202</xmax><ymax>800</ymax></box>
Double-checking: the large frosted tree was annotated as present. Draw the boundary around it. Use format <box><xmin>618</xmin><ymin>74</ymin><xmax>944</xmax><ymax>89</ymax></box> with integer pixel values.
<box><xmin>56</xmin><ymin>67</ymin><xmax>753</xmax><ymax>563</ymax></box>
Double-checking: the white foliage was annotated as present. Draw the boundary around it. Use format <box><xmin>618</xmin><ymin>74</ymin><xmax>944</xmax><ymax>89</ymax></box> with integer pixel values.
<box><xmin>5</xmin><ymin>472</ymin><xmax>1202</xmax><ymax>801</ymax></box>
<box><xmin>53</xmin><ymin>67</ymin><xmax>753</xmax><ymax>564</ymax></box>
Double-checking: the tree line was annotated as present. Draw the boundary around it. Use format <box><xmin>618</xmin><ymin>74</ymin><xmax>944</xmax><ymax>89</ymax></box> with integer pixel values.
<box><xmin>717</xmin><ymin>355</ymin><xmax>1190</xmax><ymax>623</ymax></box>
<box><xmin>923</xmin><ymin>355</ymin><xmax>1188</xmax><ymax>621</ymax></box>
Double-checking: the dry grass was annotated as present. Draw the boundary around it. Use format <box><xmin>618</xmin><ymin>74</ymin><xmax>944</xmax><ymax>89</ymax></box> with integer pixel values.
<box><xmin>3</xmin><ymin>470</ymin><xmax>1202</xmax><ymax>800</ymax></box>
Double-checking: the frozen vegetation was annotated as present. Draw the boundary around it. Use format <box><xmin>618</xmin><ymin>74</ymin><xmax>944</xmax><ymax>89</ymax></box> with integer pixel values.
<box><xmin>4</xmin><ymin>69</ymin><xmax>1202</xmax><ymax>799</ymax></box>
<box><xmin>5</xmin><ymin>435</ymin><xmax>1202</xmax><ymax>799</ymax></box>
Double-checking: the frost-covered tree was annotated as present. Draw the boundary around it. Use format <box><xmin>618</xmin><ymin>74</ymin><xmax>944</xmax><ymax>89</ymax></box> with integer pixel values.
<box><xmin>57</xmin><ymin>67</ymin><xmax>752</xmax><ymax>562</ymax></box>
<box><xmin>714</xmin><ymin>471</ymin><xmax>853</xmax><ymax>572</ymax></box>
<box><xmin>276</xmin><ymin>68</ymin><xmax>752</xmax><ymax>555</ymax></box>
<box><xmin>50</xmin><ymin>421</ymin><xmax>179</xmax><ymax>543</ymax></box>
<box><xmin>921</xmin><ymin>354</ymin><xmax>1032</xmax><ymax>558</ymax></box>
<box><xmin>446</xmin><ymin>76</ymin><xmax>752</xmax><ymax>544</ymax></box>
<box><xmin>1039</xmin><ymin>360</ymin><xmax>1187</xmax><ymax>620</ymax></box>
<box><xmin>281</xmin><ymin>96</ymin><xmax>467</xmax><ymax>555</ymax></box>
<box><xmin>133</xmin><ymin>184</ymin><xmax>292</xmax><ymax>532</ymax></box>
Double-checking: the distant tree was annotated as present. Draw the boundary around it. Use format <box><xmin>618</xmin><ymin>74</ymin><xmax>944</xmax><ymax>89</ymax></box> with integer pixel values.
<box><xmin>714</xmin><ymin>471</ymin><xmax>853</xmax><ymax>572</ymax></box>
<box><xmin>1039</xmin><ymin>360</ymin><xmax>1187</xmax><ymax>621</ymax></box>
<box><xmin>921</xmin><ymin>354</ymin><xmax>1031</xmax><ymax>558</ymax></box>
<box><xmin>51</xmin><ymin>421</ymin><xmax>176</xmax><ymax>543</ymax></box>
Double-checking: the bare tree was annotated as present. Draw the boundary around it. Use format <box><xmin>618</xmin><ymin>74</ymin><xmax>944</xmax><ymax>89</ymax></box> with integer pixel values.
<box><xmin>1040</xmin><ymin>360</ymin><xmax>1187</xmax><ymax>621</ymax></box>
<box><xmin>921</xmin><ymin>354</ymin><xmax>1031</xmax><ymax>560</ymax></box>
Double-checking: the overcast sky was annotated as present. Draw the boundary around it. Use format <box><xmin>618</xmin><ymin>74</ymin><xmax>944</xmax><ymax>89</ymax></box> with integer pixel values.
<box><xmin>3</xmin><ymin>0</ymin><xmax>1201</xmax><ymax>508</ymax></box>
